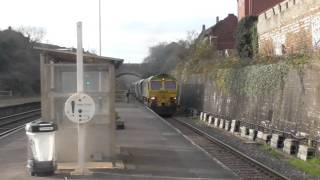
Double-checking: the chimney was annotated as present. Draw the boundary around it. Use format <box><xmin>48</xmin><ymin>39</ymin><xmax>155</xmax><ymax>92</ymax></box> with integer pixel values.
<box><xmin>202</xmin><ymin>24</ymin><xmax>206</xmax><ymax>32</ymax></box>
<box><xmin>216</xmin><ymin>16</ymin><xmax>220</xmax><ymax>24</ymax></box>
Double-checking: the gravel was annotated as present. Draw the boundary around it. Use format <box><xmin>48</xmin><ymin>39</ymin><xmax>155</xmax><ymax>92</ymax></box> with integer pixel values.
<box><xmin>175</xmin><ymin>116</ymin><xmax>316</xmax><ymax>180</ymax></box>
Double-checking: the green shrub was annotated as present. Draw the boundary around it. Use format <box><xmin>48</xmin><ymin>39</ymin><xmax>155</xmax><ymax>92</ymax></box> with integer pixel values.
<box><xmin>235</xmin><ymin>16</ymin><xmax>258</xmax><ymax>59</ymax></box>
<box><xmin>194</xmin><ymin>42</ymin><xmax>216</xmax><ymax>60</ymax></box>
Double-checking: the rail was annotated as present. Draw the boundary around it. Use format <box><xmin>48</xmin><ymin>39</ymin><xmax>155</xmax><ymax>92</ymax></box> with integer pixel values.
<box><xmin>169</xmin><ymin>117</ymin><xmax>289</xmax><ymax>179</ymax></box>
<box><xmin>0</xmin><ymin>109</ymin><xmax>41</xmax><ymax>137</ymax></box>
<box><xmin>0</xmin><ymin>91</ymin><xmax>13</xmax><ymax>97</ymax></box>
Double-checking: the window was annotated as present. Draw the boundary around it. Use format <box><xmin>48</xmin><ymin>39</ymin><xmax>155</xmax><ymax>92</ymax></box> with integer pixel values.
<box><xmin>151</xmin><ymin>81</ymin><xmax>162</xmax><ymax>90</ymax></box>
<box><xmin>165</xmin><ymin>81</ymin><xmax>176</xmax><ymax>90</ymax></box>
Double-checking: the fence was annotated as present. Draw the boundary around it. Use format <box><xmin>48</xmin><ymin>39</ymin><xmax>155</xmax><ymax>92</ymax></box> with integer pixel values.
<box><xmin>0</xmin><ymin>91</ymin><xmax>13</xmax><ymax>97</ymax></box>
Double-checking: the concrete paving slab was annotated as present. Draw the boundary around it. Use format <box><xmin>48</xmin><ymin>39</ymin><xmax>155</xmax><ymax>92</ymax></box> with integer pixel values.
<box><xmin>0</xmin><ymin>102</ymin><xmax>238</xmax><ymax>180</ymax></box>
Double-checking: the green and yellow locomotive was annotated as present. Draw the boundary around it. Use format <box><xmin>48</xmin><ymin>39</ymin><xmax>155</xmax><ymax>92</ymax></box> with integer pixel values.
<box><xmin>133</xmin><ymin>74</ymin><xmax>178</xmax><ymax>116</ymax></box>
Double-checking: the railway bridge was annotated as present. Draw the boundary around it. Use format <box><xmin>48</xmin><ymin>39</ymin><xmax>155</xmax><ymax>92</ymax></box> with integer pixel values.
<box><xmin>116</xmin><ymin>63</ymin><xmax>144</xmax><ymax>90</ymax></box>
<box><xmin>116</xmin><ymin>63</ymin><xmax>143</xmax><ymax>78</ymax></box>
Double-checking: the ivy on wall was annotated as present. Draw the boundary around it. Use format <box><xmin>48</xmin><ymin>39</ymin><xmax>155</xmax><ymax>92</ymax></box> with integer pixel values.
<box><xmin>208</xmin><ymin>61</ymin><xmax>290</xmax><ymax>96</ymax></box>
<box><xmin>235</xmin><ymin>16</ymin><xmax>258</xmax><ymax>59</ymax></box>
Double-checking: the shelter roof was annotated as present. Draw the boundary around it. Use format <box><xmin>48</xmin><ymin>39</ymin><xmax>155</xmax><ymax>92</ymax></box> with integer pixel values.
<box><xmin>35</xmin><ymin>47</ymin><xmax>123</xmax><ymax>68</ymax></box>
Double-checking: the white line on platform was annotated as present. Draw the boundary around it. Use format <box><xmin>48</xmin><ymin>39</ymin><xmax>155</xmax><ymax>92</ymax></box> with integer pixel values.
<box><xmin>144</xmin><ymin>106</ymin><xmax>237</xmax><ymax>177</ymax></box>
<box><xmin>94</xmin><ymin>171</ymin><xmax>212</xmax><ymax>180</ymax></box>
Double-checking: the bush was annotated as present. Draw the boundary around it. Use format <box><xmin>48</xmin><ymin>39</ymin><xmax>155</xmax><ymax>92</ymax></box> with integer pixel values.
<box><xmin>194</xmin><ymin>42</ymin><xmax>216</xmax><ymax>60</ymax></box>
<box><xmin>235</xmin><ymin>16</ymin><xmax>258</xmax><ymax>59</ymax></box>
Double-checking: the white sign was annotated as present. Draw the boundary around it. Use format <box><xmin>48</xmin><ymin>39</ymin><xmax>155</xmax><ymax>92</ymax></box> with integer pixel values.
<box><xmin>272</xmin><ymin>34</ymin><xmax>286</xmax><ymax>55</ymax></box>
<box><xmin>65</xmin><ymin>93</ymin><xmax>95</xmax><ymax>124</ymax></box>
<box><xmin>312</xmin><ymin>16</ymin><xmax>320</xmax><ymax>48</ymax></box>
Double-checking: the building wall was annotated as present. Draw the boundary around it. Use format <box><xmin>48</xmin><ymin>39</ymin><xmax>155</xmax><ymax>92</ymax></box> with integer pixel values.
<box><xmin>252</xmin><ymin>0</ymin><xmax>284</xmax><ymax>16</ymax></box>
<box><xmin>258</xmin><ymin>0</ymin><xmax>320</xmax><ymax>56</ymax></box>
<box><xmin>238</xmin><ymin>0</ymin><xmax>249</xmax><ymax>20</ymax></box>
<box><xmin>215</xmin><ymin>14</ymin><xmax>238</xmax><ymax>50</ymax></box>
<box><xmin>202</xmin><ymin>14</ymin><xmax>238</xmax><ymax>50</ymax></box>
<box><xmin>238</xmin><ymin>0</ymin><xmax>284</xmax><ymax>20</ymax></box>
<box><xmin>179</xmin><ymin>62</ymin><xmax>320</xmax><ymax>151</ymax></box>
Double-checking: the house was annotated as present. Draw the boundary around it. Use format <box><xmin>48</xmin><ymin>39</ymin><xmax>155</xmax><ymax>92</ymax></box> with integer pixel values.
<box><xmin>238</xmin><ymin>0</ymin><xmax>284</xmax><ymax>20</ymax></box>
<box><xmin>198</xmin><ymin>14</ymin><xmax>238</xmax><ymax>51</ymax></box>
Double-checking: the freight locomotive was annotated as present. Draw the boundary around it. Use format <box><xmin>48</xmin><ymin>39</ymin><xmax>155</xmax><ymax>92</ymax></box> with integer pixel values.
<box><xmin>133</xmin><ymin>74</ymin><xmax>178</xmax><ymax>116</ymax></box>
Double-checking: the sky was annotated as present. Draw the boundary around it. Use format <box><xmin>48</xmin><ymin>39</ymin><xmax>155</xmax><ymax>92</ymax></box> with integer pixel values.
<box><xmin>0</xmin><ymin>0</ymin><xmax>237</xmax><ymax>63</ymax></box>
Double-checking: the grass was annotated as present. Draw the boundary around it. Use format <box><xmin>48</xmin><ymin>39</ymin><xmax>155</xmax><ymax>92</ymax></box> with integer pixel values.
<box><xmin>191</xmin><ymin>117</ymin><xmax>199</xmax><ymax>121</ymax></box>
<box><xmin>261</xmin><ymin>143</ymin><xmax>320</xmax><ymax>177</ymax></box>
<box><xmin>260</xmin><ymin>144</ymin><xmax>284</xmax><ymax>159</ymax></box>
<box><xmin>190</xmin><ymin>117</ymin><xmax>209</xmax><ymax>127</ymax></box>
<box><xmin>289</xmin><ymin>157</ymin><xmax>320</xmax><ymax>177</ymax></box>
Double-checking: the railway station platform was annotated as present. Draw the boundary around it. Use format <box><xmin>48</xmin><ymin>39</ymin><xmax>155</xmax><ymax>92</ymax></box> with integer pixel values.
<box><xmin>0</xmin><ymin>102</ymin><xmax>238</xmax><ymax>180</ymax></box>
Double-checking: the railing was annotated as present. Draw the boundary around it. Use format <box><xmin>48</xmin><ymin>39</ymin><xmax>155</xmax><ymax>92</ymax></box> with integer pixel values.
<box><xmin>0</xmin><ymin>91</ymin><xmax>13</xmax><ymax>97</ymax></box>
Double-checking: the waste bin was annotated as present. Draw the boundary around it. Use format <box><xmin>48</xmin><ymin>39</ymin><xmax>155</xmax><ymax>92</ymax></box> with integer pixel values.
<box><xmin>26</xmin><ymin>121</ymin><xmax>57</xmax><ymax>176</ymax></box>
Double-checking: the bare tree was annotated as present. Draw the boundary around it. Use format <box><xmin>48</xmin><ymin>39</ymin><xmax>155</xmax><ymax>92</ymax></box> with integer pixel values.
<box><xmin>186</xmin><ymin>30</ymin><xmax>198</xmax><ymax>48</ymax></box>
<box><xmin>16</xmin><ymin>26</ymin><xmax>46</xmax><ymax>43</ymax></box>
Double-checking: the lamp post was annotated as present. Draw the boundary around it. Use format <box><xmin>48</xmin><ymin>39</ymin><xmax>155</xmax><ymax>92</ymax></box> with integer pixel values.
<box><xmin>99</xmin><ymin>0</ymin><xmax>101</xmax><ymax>56</ymax></box>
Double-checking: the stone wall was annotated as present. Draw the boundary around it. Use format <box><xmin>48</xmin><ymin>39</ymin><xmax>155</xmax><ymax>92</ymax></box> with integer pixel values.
<box><xmin>179</xmin><ymin>62</ymin><xmax>320</xmax><ymax>140</ymax></box>
<box><xmin>257</xmin><ymin>0</ymin><xmax>320</xmax><ymax>55</ymax></box>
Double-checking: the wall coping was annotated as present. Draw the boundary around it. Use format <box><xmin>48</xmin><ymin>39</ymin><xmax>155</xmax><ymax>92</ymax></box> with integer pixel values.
<box><xmin>259</xmin><ymin>0</ymin><xmax>300</xmax><ymax>20</ymax></box>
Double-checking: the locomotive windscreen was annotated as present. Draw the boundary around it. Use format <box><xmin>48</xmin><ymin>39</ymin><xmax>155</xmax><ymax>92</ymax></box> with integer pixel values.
<box><xmin>151</xmin><ymin>81</ymin><xmax>162</xmax><ymax>90</ymax></box>
<box><xmin>165</xmin><ymin>81</ymin><xmax>176</xmax><ymax>90</ymax></box>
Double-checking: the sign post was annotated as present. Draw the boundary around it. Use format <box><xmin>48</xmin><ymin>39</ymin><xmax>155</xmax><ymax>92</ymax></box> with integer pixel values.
<box><xmin>64</xmin><ymin>22</ymin><xmax>95</xmax><ymax>175</ymax></box>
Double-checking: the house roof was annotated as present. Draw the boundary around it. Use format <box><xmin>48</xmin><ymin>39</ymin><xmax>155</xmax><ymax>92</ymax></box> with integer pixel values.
<box><xmin>34</xmin><ymin>47</ymin><xmax>123</xmax><ymax>68</ymax></box>
<box><xmin>197</xmin><ymin>14</ymin><xmax>238</xmax><ymax>50</ymax></box>
<box><xmin>202</xmin><ymin>14</ymin><xmax>238</xmax><ymax>38</ymax></box>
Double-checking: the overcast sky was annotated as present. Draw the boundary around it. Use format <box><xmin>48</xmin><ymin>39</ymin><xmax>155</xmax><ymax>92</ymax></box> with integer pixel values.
<box><xmin>0</xmin><ymin>0</ymin><xmax>237</xmax><ymax>63</ymax></box>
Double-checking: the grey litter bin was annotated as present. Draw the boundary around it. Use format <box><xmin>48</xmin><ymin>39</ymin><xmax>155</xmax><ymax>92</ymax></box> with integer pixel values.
<box><xmin>26</xmin><ymin>121</ymin><xmax>57</xmax><ymax>176</ymax></box>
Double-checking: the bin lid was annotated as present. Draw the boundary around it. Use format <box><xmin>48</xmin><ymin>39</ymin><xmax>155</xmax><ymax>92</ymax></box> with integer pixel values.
<box><xmin>26</xmin><ymin>121</ymin><xmax>57</xmax><ymax>133</ymax></box>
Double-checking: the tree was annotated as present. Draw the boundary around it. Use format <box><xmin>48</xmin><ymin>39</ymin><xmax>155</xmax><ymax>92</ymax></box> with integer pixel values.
<box><xmin>142</xmin><ymin>42</ymin><xmax>187</xmax><ymax>77</ymax></box>
<box><xmin>186</xmin><ymin>30</ymin><xmax>198</xmax><ymax>48</ymax></box>
<box><xmin>16</xmin><ymin>26</ymin><xmax>46</xmax><ymax>43</ymax></box>
<box><xmin>0</xmin><ymin>27</ymin><xmax>40</xmax><ymax>96</ymax></box>
<box><xmin>235</xmin><ymin>16</ymin><xmax>258</xmax><ymax>59</ymax></box>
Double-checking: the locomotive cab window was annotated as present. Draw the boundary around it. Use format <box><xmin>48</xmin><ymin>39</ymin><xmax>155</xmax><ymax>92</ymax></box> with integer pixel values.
<box><xmin>151</xmin><ymin>81</ymin><xmax>162</xmax><ymax>90</ymax></box>
<box><xmin>165</xmin><ymin>81</ymin><xmax>176</xmax><ymax>90</ymax></box>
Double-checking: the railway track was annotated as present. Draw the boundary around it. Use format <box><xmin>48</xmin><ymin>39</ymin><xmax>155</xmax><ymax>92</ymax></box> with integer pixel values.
<box><xmin>165</xmin><ymin>117</ymin><xmax>288</xmax><ymax>180</ymax></box>
<box><xmin>0</xmin><ymin>109</ymin><xmax>41</xmax><ymax>137</ymax></box>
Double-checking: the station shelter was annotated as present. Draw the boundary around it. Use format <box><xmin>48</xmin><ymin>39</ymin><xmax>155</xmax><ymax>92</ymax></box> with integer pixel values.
<box><xmin>36</xmin><ymin>47</ymin><xmax>123</xmax><ymax>164</ymax></box>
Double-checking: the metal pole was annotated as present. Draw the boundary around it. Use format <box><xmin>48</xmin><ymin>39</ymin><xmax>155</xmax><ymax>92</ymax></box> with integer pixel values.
<box><xmin>98</xmin><ymin>0</ymin><xmax>102</xmax><ymax>92</ymax></box>
<box><xmin>76</xmin><ymin>22</ymin><xmax>85</xmax><ymax>174</ymax></box>
<box><xmin>77</xmin><ymin>22</ymin><xmax>84</xmax><ymax>92</ymax></box>
<box><xmin>99</xmin><ymin>0</ymin><xmax>102</xmax><ymax>56</ymax></box>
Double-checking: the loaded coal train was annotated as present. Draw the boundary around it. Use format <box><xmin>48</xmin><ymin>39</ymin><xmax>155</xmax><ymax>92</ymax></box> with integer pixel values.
<box><xmin>132</xmin><ymin>74</ymin><xmax>178</xmax><ymax>116</ymax></box>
